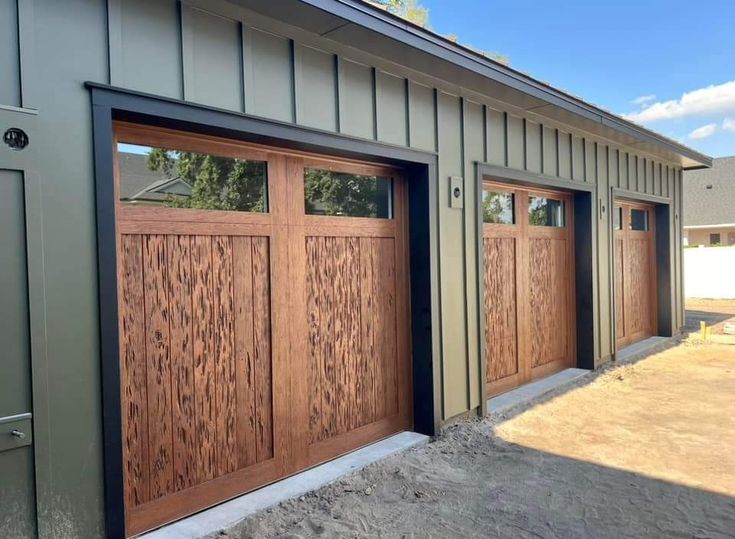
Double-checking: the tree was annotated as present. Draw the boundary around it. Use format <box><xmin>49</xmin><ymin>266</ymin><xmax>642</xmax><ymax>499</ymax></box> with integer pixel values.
<box><xmin>146</xmin><ymin>149</ymin><xmax>267</xmax><ymax>212</ymax></box>
<box><xmin>368</xmin><ymin>0</ymin><xmax>429</xmax><ymax>26</ymax></box>
<box><xmin>368</xmin><ymin>0</ymin><xmax>508</xmax><ymax>65</ymax></box>
<box><xmin>482</xmin><ymin>192</ymin><xmax>511</xmax><ymax>224</ymax></box>
<box><xmin>304</xmin><ymin>169</ymin><xmax>389</xmax><ymax>218</ymax></box>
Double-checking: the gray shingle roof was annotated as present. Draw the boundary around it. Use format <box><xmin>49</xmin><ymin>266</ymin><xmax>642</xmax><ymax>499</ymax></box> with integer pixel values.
<box><xmin>683</xmin><ymin>156</ymin><xmax>735</xmax><ymax>227</ymax></box>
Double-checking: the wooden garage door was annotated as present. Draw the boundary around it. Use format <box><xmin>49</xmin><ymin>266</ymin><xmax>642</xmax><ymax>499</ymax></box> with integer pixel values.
<box><xmin>614</xmin><ymin>201</ymin><xmax>657</xmax><ymax>349</ymax></box>
<box><xmin>482</xmin><ymin>181</ymin><xmax>576</xmax><ymax>397</ymax></box>
<box><xmin>113</xmin><ymin>123</ymin><xmax>411</xmax><ymax>536</ymax></box>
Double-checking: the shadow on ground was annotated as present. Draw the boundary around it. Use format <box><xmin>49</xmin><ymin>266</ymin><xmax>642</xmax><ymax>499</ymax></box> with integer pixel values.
<box><xmin>685</xmin><ymin>310</ymin><xmax>734</xmax><ymax>332</ymax></box>
<box><xmin>216</xmin><ymin>321</ymin><xmax>735</xmax><ymax>539</ymax></box>
<box><xmin>220</xmin><ymin>426</ymin><xmax>735</xmax><ymax>539</ymax></box>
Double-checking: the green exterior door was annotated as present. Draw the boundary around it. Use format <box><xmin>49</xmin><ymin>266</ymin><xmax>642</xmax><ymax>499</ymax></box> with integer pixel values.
<box><xmin>0</xmin><ymin>170</ymin><xmax>37</xmax><ymax>538</ymax></box>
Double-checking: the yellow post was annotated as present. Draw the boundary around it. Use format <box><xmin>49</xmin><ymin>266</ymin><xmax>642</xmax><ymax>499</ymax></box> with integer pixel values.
<box><xmin>700</xmin><ymin>320</ymin><xmax>708</xmax><ymax>341</ymax></box>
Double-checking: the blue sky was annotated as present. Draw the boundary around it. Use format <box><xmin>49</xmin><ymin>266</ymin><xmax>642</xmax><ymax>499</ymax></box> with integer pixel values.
<box><xmin>421</xmin><ymin>0</ymin><xmax>735</xmax><ymax>157</ymax></box>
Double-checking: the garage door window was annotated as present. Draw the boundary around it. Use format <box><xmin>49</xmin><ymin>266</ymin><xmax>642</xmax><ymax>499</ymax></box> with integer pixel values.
<box><xmin>528</xmin><ymin>196</ymin><xmax>565</xmax><ymax>227</ymax></box>
<box><xmin>116</xmin><ymin>142</ymin><xmax>268</xmax><ymax>212</ymax></box>
<box><xmin>304</xmin><ymin>168</ymin><xmax>393</xmax><ymax>218</ymax></box>
<box><xmin>482</xmin><ymin>190</ymin><xmax>515</xmax><ymax>224</ymax></box>
<box><xmin>630</xmin><ymin>208</ymin><xmax>649</xmax><ymax>231</ymax></box>
<box><xmin>614</xmin><ymin>207</ymin><xmax>623</xmax><ymax>230</ymax></box>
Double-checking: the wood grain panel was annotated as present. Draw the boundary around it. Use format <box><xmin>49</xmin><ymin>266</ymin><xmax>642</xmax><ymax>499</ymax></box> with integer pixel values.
<box><xmin>166</xmin><ymin>235</ymin><xmax>197</xmax><ymax>492</ymax></box>
<box><xmin>377</xmin><ymin>238</ymin><xmax>398</xmax><ymax>418</ymax></box>
<box><xmin>143</xmin><ymin>235</ymin><xmax>174</xmax><ymax>499</ymax></box>
<box><xmin>615</xmin><ymin>237</ymin><xmax>625</xmax><ymax>342</ymax></box>
<box><xmin>306</xmin><ymin>235</ymin><xmax>400</xmax><ymax>442</ymax></box>
<box><xmin>212</xmin><ymin>236</ymin><xmax>237</xmax><ymax>476</ymax></box>
<box><xmin>483</xmin><ymin>237</ymin><xmax>518</xmax><ymax>382</ymax></box>
<box><xmin>120</xmin><ymin>235</ymin><xmax>150</xmax><ymax>507</ymax></box>
<box><xmin>628</xmin><ymin>237</ymin><xmax>652</xmax><ymax>335</ymax></box>
<box><xmin>191</xmin><ymin>235</ymin><xmax>217</xmax><ymax>482</ymax></box>
<box><xmin>232</xmin><ymin>236</ymin><xmax>256</xmax><ymax>469</ymax></box>
<box><xmin>251</xmin><ymin>237</ymin><xmax>273</xmax><ymax>461</ymax></box>
<box><xmin>358</xmin><ymin>238</ymin><xmax>376</xmax><ymax>427</ymax></box>
<box><xmin>528</xmin><ymin>238</ymin><xmax>567</xmax><ymax>367</ymax></box>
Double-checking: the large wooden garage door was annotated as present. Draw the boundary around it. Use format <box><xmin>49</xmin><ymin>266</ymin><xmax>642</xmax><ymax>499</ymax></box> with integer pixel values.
<box><xmin>113</xmin><ymin>123</ymin><xmax>411</xmax><ymax>536</ymax></box>
<box><xmin>482</xmin><ymin>181</ymin><xmax>575</xmax><ymax>397</ymax></box>
<box><xmin>614</xmin><ymin>200</ymin><xmax>657</xmax><ymax>349</ymax></box>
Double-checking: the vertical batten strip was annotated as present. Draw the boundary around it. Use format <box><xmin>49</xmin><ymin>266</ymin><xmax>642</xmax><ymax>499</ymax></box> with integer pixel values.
<box><xmin>403</xmin><ymin>78</ymin><xmax>411</xmax><ymax>147</ymax></box>
<box><xmin>503</xmin><ymin>112</ymin><xmax>509</xmax><ymax>167</ymax></box>
<box><xmin>371</xmin><ymin>68</ymin><xmax>378</xmax><ymax>141</ymax></box>
<box><xmin>239</xmin><ymin>23</ymin><xmax>247</xmax><ymax>114</ymax></box>
<box><xmin>289</xmin><ymin>39</ymin><xmax>297</xmax><ymax>124</ymax></box>
<box><xmin>333</xmin><ymin>54</ymin><xmax>341</xmax><ymax>133</ymax></box>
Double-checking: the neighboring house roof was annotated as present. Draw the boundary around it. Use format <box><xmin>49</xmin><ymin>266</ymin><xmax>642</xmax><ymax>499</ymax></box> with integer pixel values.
<box><xmin>238</xmin><ymin>0</ymin><xmax>711</xmax><ymax>169</ymax></box>
<box><xmin>118</xmin><ymin>151</ymin><xmax>192</xmax><ymax>203</ymax></box>
<box><xmin>683</xmin><ymin>156</ymin><xmax>735</xmax><ymax>227</ymax></box>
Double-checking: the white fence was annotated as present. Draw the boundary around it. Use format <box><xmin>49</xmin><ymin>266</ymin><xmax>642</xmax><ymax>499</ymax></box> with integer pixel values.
<box><xmin>684</xmin><ymin>246</ymin><xmax>735</xmax><ymax>299</ymax></box>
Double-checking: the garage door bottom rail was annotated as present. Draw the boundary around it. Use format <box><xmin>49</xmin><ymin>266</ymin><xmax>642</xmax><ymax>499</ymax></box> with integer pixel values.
<box><xmin>140</xmin><ymin>431</ymin><xmax>429</xmax><ymax>539</ymax></box>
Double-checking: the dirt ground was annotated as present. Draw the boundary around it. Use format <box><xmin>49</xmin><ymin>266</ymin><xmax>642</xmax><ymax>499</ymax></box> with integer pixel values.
<box><xmin>217</xmin><ymin>303</ymin><xmax>735</xmax><ymax>539</ymax></box>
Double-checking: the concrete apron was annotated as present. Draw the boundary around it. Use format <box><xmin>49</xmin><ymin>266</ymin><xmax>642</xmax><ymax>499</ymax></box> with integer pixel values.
<box><xmin>140</xmin><ymin>431</ymin><xmax>429</xmax><ymax>539</ymax></box>
<box><xmin>487</xmin><ymin>336</ymin><xmax>673</xmax><ymax>415</ymax></box>
<box><xmin>487</xmin><ymin>368</ymin><xmax>590</xmax><ymax>415</ymax></box>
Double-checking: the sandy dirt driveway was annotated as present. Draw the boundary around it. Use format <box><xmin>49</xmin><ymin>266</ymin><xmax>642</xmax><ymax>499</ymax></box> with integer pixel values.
<box><xmin>219</xmin><ymin>307</ymin><xmax>735</xmax><ymax>538</ymax></box>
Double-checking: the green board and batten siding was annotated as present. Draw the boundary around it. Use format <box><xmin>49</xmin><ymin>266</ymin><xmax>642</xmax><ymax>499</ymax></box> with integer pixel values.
<box><xmin>1</xmin><ymin>0</ymin><xmax>688</xmax><ymax>535</ymax></box>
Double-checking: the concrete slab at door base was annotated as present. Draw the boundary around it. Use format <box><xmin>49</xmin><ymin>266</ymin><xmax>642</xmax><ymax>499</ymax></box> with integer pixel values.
<box><xmin>616</xmin><ymin>336</ymin><xmax>670</xmax><ymax>363</ymax></box>
<box><xmin>139</xmin><ymin>431</ymin><xmax>429</xmax><ymax>539</ymax></box>
<box><xmin>487</xmin><ymin>368</ymin><xmax>590</xmax><ymax>415</ymax></box>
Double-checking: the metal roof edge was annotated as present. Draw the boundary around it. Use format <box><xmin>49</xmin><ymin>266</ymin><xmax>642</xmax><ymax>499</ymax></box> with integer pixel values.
<box><xmin>301</xmin><ymin>0</ymin><xmax>712</xmax><ymax>168</ymax></box>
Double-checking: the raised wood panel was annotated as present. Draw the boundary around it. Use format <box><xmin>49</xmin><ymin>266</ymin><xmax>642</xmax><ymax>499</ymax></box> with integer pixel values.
<box><xmin>614</xmin><ymin>237</ymin><xmax>625</xmax><ymax>342</ymax></box>
<box><xmin>143</xmin><ymin>234</ymin><xmax>174</xmax><ymax>499</ymax></box>
<box><xmin>119</xmin><ymin>232</ymin><xmax>274</xmax><ymax>509</ymax></box>
<box><xmin>120</xmin><ymin>234</ymin><xmax>149</xmax><ymax>508</ymax></box>
<box><xmin>628</xmin><ymin>237</ymin><xmax>652</xmax><ymax>335</ymax></box>
<box><xmin>528</xmin><ymin>238</ymin><xmax>568</xmax><ymax>367</ymax></box>
<box><xmin>251</xmin><ymin>237</ymin><xmax>274</xmax><ymax>462</ymax></box>
<box><xmin>305</xmin><ymin>236</ymin><xmax>399</xmax><ymax>443</ymax></box>
<box><xmin>166</xmin><ymin>235</ymin><xmax>197</xmax><ymax>491</ymax></box>
<box><xmin>483</xmin><ymin>237</ymin><xmax>518</xmax><ymax>382</ymax></box>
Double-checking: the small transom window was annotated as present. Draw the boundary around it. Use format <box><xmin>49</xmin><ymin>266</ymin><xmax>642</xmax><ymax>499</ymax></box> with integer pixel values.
<box><xmin>117</xmin><ymin>142</ymin><xmax>268</xmax><ymax>212</ymax></box>
<box><xmin>630</xmin><ymin>208</ymin><xmax>649</xmax><ymax>231</ymax></box>
<box><xmin>528</xmin><ymin>196</ymin><xmax>565</xmax><ymax>227</ymax></box>
<box><xmin>482</xmin><ymin>190</ymin><xmax>515</xmax><ymax>224</ymax></box>
<box><xmin>304</xmin><ymin>168</ymin><xmax>393</xmax><ymax>218</ymax></box>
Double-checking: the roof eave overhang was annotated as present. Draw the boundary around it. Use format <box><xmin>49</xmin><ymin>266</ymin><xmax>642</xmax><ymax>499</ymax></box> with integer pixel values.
<box><xmin>234</xmin><ymin>0</ymin><xmax>712</xmax><ymax>169</ymax></box>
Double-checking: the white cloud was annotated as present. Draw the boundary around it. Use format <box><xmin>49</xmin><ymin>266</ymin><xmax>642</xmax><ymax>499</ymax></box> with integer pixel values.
<box><xmin>632</xmin><ymin>94</ymin><xmax>656</xmax><ymax>106</ymax></box>
<box><xmin>688</xmin><ymin>123</ymin><xmax>717</xmax><ymax>140</ymax></box>
<box><xmin>723</xmin><ymin>118</ymin><xmax>735</xmax><ymax>133</ymax></box>
<box><xmin>623</xmin><ymin>80</ymin><xmax>735</xmax><ymax>124</ymax></box>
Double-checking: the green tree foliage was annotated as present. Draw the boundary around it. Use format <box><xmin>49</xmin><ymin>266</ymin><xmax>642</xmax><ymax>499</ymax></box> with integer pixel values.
<box><xmin>146</xmin><ymin>148</ymin><xmax>267</xmax><ymax>212</ymax></box>
<box><xmin>368</xmin><ymin>0</ymin><xmax>508</xmax><ymax>64</ymax></box>
<box><xmin>304</xmin><ymin>169</ymin><xmax>390</xmax><ymax>218</ymax></box>
<box><xmin>369</xmin><ymin>0</ymin><xmax>429</xmax><ymax>26</ymax></box>
<box><xmin>482</xmin><ymin>191</ymin><xmax>512</xmax><ymax>224</ymax></box>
